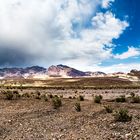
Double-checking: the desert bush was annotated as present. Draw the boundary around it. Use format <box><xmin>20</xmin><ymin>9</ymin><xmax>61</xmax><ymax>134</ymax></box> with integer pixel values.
<box><xmin>35</xmin><ymin>95</ymin><xmax>41</xmax><ymax>100</ymax></box>
<box><xmin>13</xmin><ymin>90</ymin><xmax>21</xmax><ymax>99</ymax></box>
<box><xmin>52</xmin><ymin>96</ymin><xmax>62</xmax><ymax>109</ymax></box>
<box><xmin>69</xmin><ymin>96</ymin><xmax>72</xmax><ymax>99</ymax></box>
<box><xmin>44</xmin><ymin>97</ymin><xmax>48</xmax><ymax>101</ymax></box>
<box><xmin>115</xmin><ymin>95</ymin><xmax>126</xmax><ymax>103</ymax></box>
<box><xmin>35</xmin><ymin>91</ymin><xmax>41</xmax><ymax>99</ymax></box>
<box><xmin>43</xmin><ymin>95</ymin><xmax>48</xmax><ymax>101</ymax></box>
<box><xmin>94</xmin><ymin>95</ymin><xmax>103</xmax><ymax>103</ymax></box>
<box><xmin>130</xmin><ymin>92</ymin><xmax>135</xmax><ymax>98</ymax></box>
<box><xmin>60</xmin><ymin>95</ymin><xmax>63</xmax><ymax>98</ymax></box>
<box><xmin>73</xmin><ymin>96</ymin><xmax>76</xmax><ymax>99</ymax></box>
<box><xmin>75</xmin><ymin>90</ymin><xmax>78</xmax><ymax>93</ymax></box>
<box><xmin>15</xmin><ymin>93</ymin><xmax>21</xmax><ymax>99</ymax></box>
<box><xmin>5</xmin><ymin>91</ymin><xmax>13</xmax><ymax>100</ymax></box>
<box><xmin>99</xmin><ymin>95</ymin><xmax>103</xmax><ymax>99</ymax></box>
<box><xmin>104</xmin><ymin>105</ymin><xmax>113</xmax><ymax>113</ymax></box>
<box><xmin>23</xmin><ymin>93</ymin><xmax>30</xmax><ymax>98</ymax></box>
<box><xmin>114</xmin><ymin>108</ymin><xmax>132</xmax><ymax>122</ymax></box>
<box><xmin>13</xmin><ymin>90</ymin><xmax>19</xmax><ymax>94</ymax></box>
<box><xmin>54</xmin><ymin>95</ymin><xmax>58</xmax><ymax>98</ymax></box>
<box><xmin>74</xmin><ymin>102</ymin><xmax>81</xmax><ymax>112</ymax></box>
<box><xmin>131</xmin><ymin>95</ymin><xmax>140</xmax><ymax>103</ymax></box>
<box><xmin>78</xmin><ymin>95</ymin><xmax>84</xmax><ymax>101</ymax></box>
<box><xmin>36</xmin><ymin>91</ymin><xmax>41</xmax><ymax>96</ymax></box>
<box><xmin>49</xmin><ymin>94</ymin><xmax>53</xmax><ymax>98</ymax></box>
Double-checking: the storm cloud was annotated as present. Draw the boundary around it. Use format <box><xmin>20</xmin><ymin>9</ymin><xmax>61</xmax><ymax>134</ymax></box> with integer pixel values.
<box><xmin>0</xmin><ymin>43</ymin><xmax>37</xmax><ymax>67</ymax></box>
<box><xmin>0</xmin><ymin>0</ymin><xmax>129</xmax><ymax>71</ymax></box>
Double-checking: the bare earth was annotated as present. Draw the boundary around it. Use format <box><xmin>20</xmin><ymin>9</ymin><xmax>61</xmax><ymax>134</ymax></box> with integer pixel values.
<box><xmin>0</xmin><ymin>88</ymin><xmax>140</xmax><ymax>140</ymax></box>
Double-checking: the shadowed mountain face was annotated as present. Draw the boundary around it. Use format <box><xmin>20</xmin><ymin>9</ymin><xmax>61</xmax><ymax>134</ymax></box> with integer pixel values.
<box><xmin>0</xmin><ymin>66</ymin><xmax>46</xmax><ymax>74</ymax></box>
<box><xmin>0</xmin><ymin>66</ymin><xmax>47</xmax><ymax>78</ymax></box>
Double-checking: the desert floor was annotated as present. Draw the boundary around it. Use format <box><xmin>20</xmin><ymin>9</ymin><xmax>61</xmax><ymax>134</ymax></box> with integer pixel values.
<box><xmin>0</xmin><ymin>88</ymin><xmax>140</xmax><ymax>140</ymax></box>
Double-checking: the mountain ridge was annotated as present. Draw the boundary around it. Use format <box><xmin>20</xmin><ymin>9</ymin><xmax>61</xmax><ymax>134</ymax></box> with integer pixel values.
<box><xmin>0</xmin><ymin>65</ymin><xmax>139</xmax><ymax>80</ymax></box>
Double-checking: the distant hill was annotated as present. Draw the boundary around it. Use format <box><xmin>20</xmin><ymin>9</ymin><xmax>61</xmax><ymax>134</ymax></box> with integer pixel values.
<box><xmin>0</xmin><ymin>65</ymin><xmax>139</xmax><ymax>80</ymax></box>
<box><xmin>128</xmin><ymin>69</ymin><xmax>140</xmax><ymax>79</ymax></box>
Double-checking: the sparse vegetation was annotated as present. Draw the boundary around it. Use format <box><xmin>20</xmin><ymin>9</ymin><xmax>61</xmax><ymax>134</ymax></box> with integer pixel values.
<box><xmin>0</xmin><ymin>87</ymin><xmax>140</xmax><ymax>139</ymax></box>
<box><xmin>49</xmin><ymin>94</ymin><xmax>53</xmax><ymax>98</ymax></box>
<box><xmin>5</xmin><ymin>91</ymin><xmax>13</xmax><ymax>100</ymax></box>
<box><xmin>104</xmin><ymin>105</ymin><xmax>113</xmax><ymax>113</ymax></box>
<box><xmin>36</xmin><ymin>91</ymin><xmax>41</xmax><ymax>96</ymax></box>
<box><xmin>13</xmin><ymin>90</ymin><xmax>21</xmax><ymax>99</ymax></box>
<box><xmin>73</xmin><ymin>96</ymin><xmax>76</xmax><ymax>99</ymax></box>
<box><xmin>35</xmin><ymin>91</ymin><xmax>41</xmax><ymax>99</ymax></box>
<box><xmin>131</xmin><ymin>95</ymin><xmax>140</xmax><ymax>103</ymax></box>
<box><xmin>114</xmin><ymin>108</ymin><xmax>132</xmax><ymax>122</ymax></box>
<box><xmin>94</xmin><ymin>95</ymin><xmax>103</xmax><ymax>103</ymax></box>
<box><xmin>115</xmin><ymin>95</ymin><xmax>126</xmax><ymax>102</ymax></box>
<box><xmin>74</xmin><ymin>102</ymin><xmax>81</xmax><ymax>112</ymax></box>
<box><xmin>60</xmin><ymin>95</ymin><xmax>63</xmax><ymax>98</ymax></box>
<box><xmin>52</xmin><ymin>96</ymin><xmax>62</xmax><ymax>109</ymax></box>
<box><xmin>4</xmin><ymin>90</ymin><xmax>21</xmax><ymax>100</ymax></box>
<box><xmin>78</xmin><ymin>95</ymin><xmax>84</xmax><ymax>101</ymax></box>
<box><xmin>69</xmin><ymin>96</ymin><xmax>72</xmax><ymax>99</ymax></box>
<box><xmin>42</xmin><ymin>95</ymin><xmax>48</xmax><ymax>101</ymax></box>
<box><xmin>130</xmin><ymin>92</ymin><xmax>135</xmax><ymax>98</ymax></box>
<box><xmin>35</xmin><ymin>95</ymin><xmax>41</xmax><ymax>100</ymax></box>
<box><xmin>23</xmin><ymin>93</ymin><xmax>30</xmax><ymax>98</ymax></box>
<box><xmin>54</xmin><ymin>95</ymin><xmax>58</xmax><ymax>98</ymax></box>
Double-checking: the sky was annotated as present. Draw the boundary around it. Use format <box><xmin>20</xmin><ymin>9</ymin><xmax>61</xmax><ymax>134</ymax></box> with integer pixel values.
<box><xmin>0</xmin><ymin>0</ymin><xmax>140</xmax><ymax>72</ymax></box>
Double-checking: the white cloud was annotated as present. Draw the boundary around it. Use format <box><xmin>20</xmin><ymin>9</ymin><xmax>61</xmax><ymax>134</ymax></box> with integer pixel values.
<box><xmin>97</xmin><ymin>63</ymin><xmax>140</xmax><ymax>73</ymax></box>
<box><xmin>63</xmin><ymin>63</ymin><xmax>140</xmax><ymax>73</ymax></box>
<box><xmin>0</xmin><ymin>0</ymin><xmax>129</xmax><ymax>71</ymax></box>
<box><xmin>114</xmin><ymin>47</ymin><xmax>140</xmax><ymax>59</ymax></box>
<box><xmin>58</xmin><ymin>12</ymin><xmax>128</xmax><ymax>69</ymax></box>
<box><xmin>102</xmin><ymin>0</ymin><xmax>115</xmax><ymax>8</ymax></box>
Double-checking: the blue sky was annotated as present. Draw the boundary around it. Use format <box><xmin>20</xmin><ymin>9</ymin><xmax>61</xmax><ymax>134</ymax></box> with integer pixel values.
<box><xmin>0</xmin><ymin>0</ymin><xmax>139</xmax><ymax>72</ymax></box>
<box><xmin>99</xmin><ymin>0</ymin><xmax>140</xmax><ymax>71</ymax></box>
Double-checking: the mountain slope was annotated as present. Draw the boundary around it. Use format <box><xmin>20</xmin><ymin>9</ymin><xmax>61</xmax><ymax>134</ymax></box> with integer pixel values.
<box><xmin>47</xmin><ymin>64</ymin><xmax>87</xmax><ymax>77</ymax></box>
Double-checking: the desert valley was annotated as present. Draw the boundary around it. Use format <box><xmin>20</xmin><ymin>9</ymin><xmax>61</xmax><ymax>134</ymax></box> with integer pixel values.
<box><xmin>0</xmin><ymin>65</ymin><xmax>140</xmax><ymax>139</ymax></box>
<box><xmin>0</xmin><ymin>0</ymin><xmax>140</xmax><ymax>139</ymax></box>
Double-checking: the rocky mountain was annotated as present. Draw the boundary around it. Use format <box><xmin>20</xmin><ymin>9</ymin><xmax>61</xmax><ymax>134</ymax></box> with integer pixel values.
<box><xmin>47</xmin><ymin>64</ymin><xmax>87</xmax><ymax>77</ymax></box>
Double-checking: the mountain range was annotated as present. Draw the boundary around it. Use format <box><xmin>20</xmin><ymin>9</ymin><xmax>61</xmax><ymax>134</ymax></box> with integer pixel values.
<box><xmin>0</xmin><ymin>64</ymin><xmax>139</xmax><ymax>81</ymax></box>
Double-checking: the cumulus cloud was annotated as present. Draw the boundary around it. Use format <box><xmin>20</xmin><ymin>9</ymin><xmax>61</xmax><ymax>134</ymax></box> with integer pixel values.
<box><xmin>97</xmin><ymin>63</ymin><xmax>140</xmax><ymax>73</ymax></box>
<box><xmin>0</xmin><ymin>0</ymin><xmax>129</xmax><ymax>71</ymax></box>
<box><xmin>114</xmin><ymin>47</ymin><xmax>140</xmax><ymax>59</ymax></box>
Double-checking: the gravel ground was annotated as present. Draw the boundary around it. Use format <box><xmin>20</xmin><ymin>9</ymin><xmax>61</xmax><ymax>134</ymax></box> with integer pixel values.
<box><xmin>0</xmin><ymin>91</ymin><xmax>140</xmax><ymax>140</ymax></box>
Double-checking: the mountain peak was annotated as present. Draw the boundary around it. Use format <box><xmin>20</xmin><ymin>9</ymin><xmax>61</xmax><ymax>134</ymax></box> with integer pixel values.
<box><xmin>57</xmin><ymin>64</ymin><xmax>70</xmax><ymax>68</ymax></box>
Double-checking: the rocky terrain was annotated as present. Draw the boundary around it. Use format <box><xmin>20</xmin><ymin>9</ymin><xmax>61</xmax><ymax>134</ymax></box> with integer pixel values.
<box><xmin>0</xmin><ymin>88</ymin><xmax>140</xmax><ymax>140</ymax></box>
